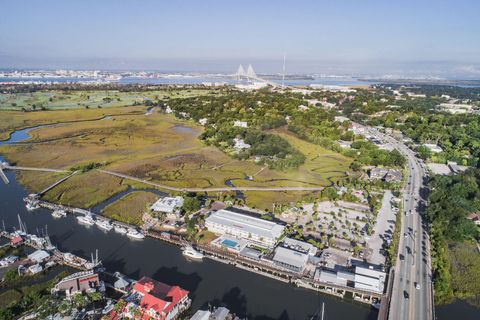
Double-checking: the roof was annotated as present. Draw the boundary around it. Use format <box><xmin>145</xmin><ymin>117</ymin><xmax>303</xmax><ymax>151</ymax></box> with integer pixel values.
<box><xmin>239</xmin><ymin>247</ymin><xmax>262</xmax><ymax>260</ymax></box>
<box><xmin>211</xmin><ymin>307</ymin><xmax>230</xmax><ymax>320</ymax></box>
<box><xmin>27</xmin><ymin>249</ymin><xmax>50</xmax><ymax>262</ymax></box>
<box><xmin>354</xmin><ymin>266</ymin><xmax>386</xmax><ymax>293</ymax></box>
<box><xmin>190</xmin><ymin>310</ymin><xmax>211</xmax><ymax>320</ymax></box>
<box><xmin>273</xmin><ymin>246</ymin><xmax>308</xmax><ymax>270</ymax></box>
<box><xmin>133</xmin><ymin>277</ymin><xmax>189</xmax><ymax>317</ymax></box>
<box><xmin>10</xmin><ymin>235</ymin><xmax>23</xmax><ymax>245</ymax></box>
<box><xmin>150</xmin><ymin>196</ymin><xmax>184</xmax><ymax>213</ymax></box>
<box><xmin>206</xmin><ymin>209</ymin><xmax>284</xmax><ymax>241</ymax></box>
<box><xmin>283</xmin><ymin>237</ymin><xmax>317</xmax><ymax>255</ymax></box>
<box><xmin>315</xmin><ymin>269</ymin><xmax>348</xmax><ymax>286</ymax></box>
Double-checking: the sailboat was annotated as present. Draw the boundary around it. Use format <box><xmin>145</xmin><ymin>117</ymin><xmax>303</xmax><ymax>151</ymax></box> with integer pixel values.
<box><xmin>310</xmin><ymin>302</ymin><xmax>325</xmax><ymax>320</ymax></box>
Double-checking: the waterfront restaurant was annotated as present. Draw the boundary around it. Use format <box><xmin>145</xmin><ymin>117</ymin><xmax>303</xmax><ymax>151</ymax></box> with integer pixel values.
<box><xmin>119</xmin><ymin>276</ymin><xmax>191</xmax><ymax>320</ymax></box>
<box><xmin>205</xmin><ymin>209</ymin><xmax>285</xmax><ymax>249</ymax></box>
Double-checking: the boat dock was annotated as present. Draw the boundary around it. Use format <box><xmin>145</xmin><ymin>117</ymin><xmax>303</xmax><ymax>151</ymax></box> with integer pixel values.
<box><xmin>0</xmin><ymin>229</ymin><xmax>101</xmax><ymax>271</ymax></box>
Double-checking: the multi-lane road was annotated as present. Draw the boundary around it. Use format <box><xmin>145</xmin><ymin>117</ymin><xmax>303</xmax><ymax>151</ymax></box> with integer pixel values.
<box><xmin>357</xmin><ymin>124</ymin><xmax>433</xmax><ymax>320</ymax></box>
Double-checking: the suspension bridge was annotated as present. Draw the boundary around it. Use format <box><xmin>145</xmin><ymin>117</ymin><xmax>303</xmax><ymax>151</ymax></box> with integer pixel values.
<box><xmin>233</xmin><ymin>64</ymin><xmax>285</xmax><ymax>88</ymax></box>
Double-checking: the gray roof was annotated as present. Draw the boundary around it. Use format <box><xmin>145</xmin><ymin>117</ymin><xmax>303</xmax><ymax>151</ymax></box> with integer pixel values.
<box><xmin>240</xmin><ymin>247</ymin><xmax>262</xmax><ymax>260</ymax></box>
<box><xmin>190</xmin><ymin>310</ymin><xmax>211</xmax><ymax>320</ymax></box>
<box><xmin>283</xmin><ymin>237</ymin><xmax>317</xmax><ymax>255</ymax></box>
<box><xmin>273</xmin><ymin>246</ymin><xmax>308</xmax><ymax>269</ymax></box>
<box><xmin>211</xmin><ymin>307</ymin><xmax>230</xmax><ymax>320</ymax></box>
<box><xmin>206</xmin><ymin>209</ymin><xmax>284</xmax><ymax>240</ymax></box>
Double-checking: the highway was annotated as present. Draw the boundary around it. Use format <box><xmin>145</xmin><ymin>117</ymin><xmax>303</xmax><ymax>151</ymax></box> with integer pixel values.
<box><xmin>357</xmin><ymin>124</ymin><xmax>433</xmax><ymax>320</ymax></box>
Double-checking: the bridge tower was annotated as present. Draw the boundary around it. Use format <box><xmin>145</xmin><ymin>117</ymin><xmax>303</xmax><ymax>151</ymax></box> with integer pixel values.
<box><xmin>246</xmin><ymin>64</ymin><xmax>256</xmax><ymax>79</ymax></box>
<box><xmin>236</xmin><ymin>64</ymin><xmax>245</xmax><ymax>80</ymax></box>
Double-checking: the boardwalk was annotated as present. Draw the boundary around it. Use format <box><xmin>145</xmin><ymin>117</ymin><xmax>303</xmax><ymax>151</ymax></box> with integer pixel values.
<box><xmin>98</xmin><ymin>169</ymin><xmax>325</xmax><ymax>192</ymax></box>
<box><xmin>39</xmin><ymin>170</ymin><xmax>78</xmax><ymax>195</ymax></box>
<box><xmin>4</xmin><ymin>165</ymin><xmax>69</xmax><ymax>173</ymax></box>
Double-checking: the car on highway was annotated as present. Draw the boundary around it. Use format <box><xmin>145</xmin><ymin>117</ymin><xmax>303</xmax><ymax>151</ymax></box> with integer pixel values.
<box><xmin>404</xmin><ymin>290</ymin><xmax>409</xmax><ymax>299</ymax></box>
<box><xmin>415</xmin><ymin>282</ymin><xmax>421</xmax><ymax>290</ymax></box>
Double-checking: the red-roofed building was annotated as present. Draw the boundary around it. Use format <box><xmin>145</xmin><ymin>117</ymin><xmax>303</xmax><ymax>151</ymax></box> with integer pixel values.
<box><xmin>10</xmin><ymin>235</ymin><xmax>23</xmax><ymax>247</ymax></box>
<box><xmin>121</xmin><ymin>276</ymin><xmax>190</xmax><ymax>320</ymax></box>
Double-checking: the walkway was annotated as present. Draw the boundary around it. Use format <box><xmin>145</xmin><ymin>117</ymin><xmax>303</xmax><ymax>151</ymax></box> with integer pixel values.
<box><xmin>98</xmin><ymin>169</ymin><xmax>325</xmax><ymax>192</ymax></box>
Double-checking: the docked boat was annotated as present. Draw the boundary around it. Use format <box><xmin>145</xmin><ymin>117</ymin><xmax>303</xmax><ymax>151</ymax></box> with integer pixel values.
<box><xmin>371</xmin><ymin>302</ymin><xmax>381</xmax><ymax>310</ymax></box>
<box><xmin>182</xmin><ymin>246</ymin><xmax>204</xmax><ymax>260</ymax></box>
<box><xmin>114</xmin><ymin>225</ymin><xmax>128</xmax><ymax>234</ymax></box>
<box><xmin>77</xmin><ymin>214</ymin><xmax>95</xmax><ymax>226</ymax></box>
<box><xmin>96</xmin><ymin>219</ymin><xmax>113</xmax><ymax>231</ymax></box>
<box><xmin>25</xmin><ymin>201</ymin><xmax>40</xmax><ymax>211</ymax></box>
<box><xmin>127</xmin><ymin>229</ymin><xmax>145</xmax><ymax>239</ymax></box>
<box><xmin>52</xmin><ymin>209</ymin><xmax>67</xmax><ymax>218</ymax></box>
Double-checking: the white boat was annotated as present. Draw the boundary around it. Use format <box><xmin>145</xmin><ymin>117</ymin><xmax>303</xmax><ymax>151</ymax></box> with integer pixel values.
<box><xmin>182</xmin><ymin>246</ymin><xmax>204</xmax><ymax>260</ymax></box>
<box><xmin>77</xmin><ymin>214</ymin><xmax>95</xmax><ymax>226</ymax></box>
<box><xmin>96</xmin><ymin>219</ymin><xmax>113</xmax><ymax>231</ymax></box>
<box><xmin>114</xmin><ymin>225</ymin><xmax>128</xmax><ymax>234</ymax></box>
<box><xmin>26</xmin><ymin>202</ymin><xmax>40</xmax><ymax>211</ymax></box>
<box><xmin>52</xmin><ymin>209</ymin><xmax>66</xmax><ymax>218</ymax></box>
<box><xmin>127</xmin><ymin>229</ymin><xmax>145</xmax><ymax>239</ymax></box>
<box><xmin>371</xmin><ymin>302</ymin><xmax>381</xmax><ymax>310</ymax></box>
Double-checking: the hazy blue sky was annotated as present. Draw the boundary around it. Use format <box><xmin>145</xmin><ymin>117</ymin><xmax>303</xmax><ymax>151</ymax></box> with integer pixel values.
<box><xmin>1</xmin><ymin>0</ymin><xmax>479</xmax><ymax>76</ymax></box>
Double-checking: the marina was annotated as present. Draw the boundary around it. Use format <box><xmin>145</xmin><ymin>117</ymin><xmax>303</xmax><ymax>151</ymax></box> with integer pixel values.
<box><xmin>0</xmin><ymin>166</ymin><xmax>379</xmax><ymax>319</ymax></box>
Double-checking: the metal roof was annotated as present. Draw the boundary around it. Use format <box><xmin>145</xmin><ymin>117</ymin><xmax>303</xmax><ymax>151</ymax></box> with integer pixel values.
<box><xmin>273</xmin><ymin>246</ymin><xmax>308</xmax><ymax>269</ymax></box>
<box><xmin>206</xmin><ymin>209</ymin><xmax>284</xmax><ymax>241</ymax></box>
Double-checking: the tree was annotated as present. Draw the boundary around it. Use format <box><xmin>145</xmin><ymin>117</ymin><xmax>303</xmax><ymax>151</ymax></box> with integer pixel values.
<box><xmin>182</xmin><ymin>196</ymin><xmax>200</xmax><ymax>213</ymax></box>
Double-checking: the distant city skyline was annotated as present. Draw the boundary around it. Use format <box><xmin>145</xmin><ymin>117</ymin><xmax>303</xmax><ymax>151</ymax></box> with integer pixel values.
<box><xmin>1</xmin><ymin>0</ymin><xmax>480</xmax><ymax>77</ymax></box>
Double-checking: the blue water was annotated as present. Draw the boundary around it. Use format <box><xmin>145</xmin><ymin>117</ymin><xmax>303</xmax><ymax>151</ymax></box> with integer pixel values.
<box><xmin>0</xmin><ymin>124</ymin><xmax>53</xmax><ymax>145</ymax></box>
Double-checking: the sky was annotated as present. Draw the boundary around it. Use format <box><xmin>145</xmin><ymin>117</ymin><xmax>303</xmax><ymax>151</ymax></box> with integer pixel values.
<box><xmin>1</xmin><ymin>0</ymin><xmax>480</xmax><ymax>77</ymax></box>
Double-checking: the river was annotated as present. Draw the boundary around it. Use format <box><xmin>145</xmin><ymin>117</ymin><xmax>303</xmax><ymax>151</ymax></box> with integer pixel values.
<box><xmin>0</xmin><ymin>126</ymin><xmax>477</xmax><ymax>319</ymax></box>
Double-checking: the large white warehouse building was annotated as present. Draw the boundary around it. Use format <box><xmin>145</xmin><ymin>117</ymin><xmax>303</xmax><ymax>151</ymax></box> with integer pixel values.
<box><xmin>205</xmin><ymin>209</ymin><xmax>285</xmax><ymax>248</ymax></box>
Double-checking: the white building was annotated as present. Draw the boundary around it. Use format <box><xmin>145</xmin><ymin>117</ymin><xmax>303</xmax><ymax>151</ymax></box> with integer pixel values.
<box><xmin>198</xmin><ymin>118</ymin><xmax>208</xmax><ymax>126</ymax></box>
<box><xmin>233</xmin><ymin>120</ymin><xmax>248</xmax><ymax>128</ymax></box>
<box><xmin>334</xmin><ymin>116</ymin><xmax>350</xmax><ymax>123</ymax></box>
<box><xmin>310</xmin><ymin>84</ymin><xmax>356</xmax><ymax>93</ymax></box>
<box><xmin>282</xmin><ymin>237</ymin><xmax>317</xmax><ymax>256</ymax></box>
<box><xmin>28</xmin><ymin>250</ymin><xmax>50</xmax><ymax>263</ymax></box>
<box><xmin>233</xmin><ymin>138</ymin><xmax>251</xmax><ymax>152</ymax></box>
<box><xmin>205</xmin><ymin>209</ymin><xmax>285</xmax><ymax>248</ymax></box>
<box><xmin>28</xmin><ymin>264</ymin><xmax>43</xmax><ymax>275</ymax></box>
<box><xmin>353</xmin><ymin>266</ymin><xmax>386</xmax><ymax>293</ymax></box>
<box><xmin>235</xmin><ymin>82</ymin><xmax>268</xmax><ymax>91</ymax></box>
<box><xmin>190</xmin><ymin>310</ymin><xmax>211</xmax><ymax>320</ymax></box>
<box><xmin>165</xmin><ymin>106</ymin><xmax>173</xmax><ymax>114</ymax></box>
<box><xmin>272</xmin><ymin>246</ymin><xmax>309</xmax><ymax>272</ymax></box>
<box><xmin>423</xmin><ymin>143</ymin><xmax>443</xmax><ymax>153</ymax></box>
<box><xmin>298</xmin><ymin>104</ymin><xmax>309</xmax><ymax>111</ymax></box>
<box><xmin>150</xmin><ymin>196</ymin><xmax>184</xmax><ymax>215</ymax></box>
<box><xmin>437</xmin><ymin>103</ymin><xmax>473</xmax><ymax>114</ymax></box>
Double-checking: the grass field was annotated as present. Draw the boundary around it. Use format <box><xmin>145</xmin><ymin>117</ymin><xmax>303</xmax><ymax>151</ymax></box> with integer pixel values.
<box><xmin>0</xmin><ymin>102</ymin><xmax>352</xmax><ymax>211</ymax></box>
<box><xmin>101</xmin><ymin>191</ymin><xmax>159</xmax><ymax>226</ymax></box>
<box><xmin>42</xmin><ymin>171</ymin><xmax>128</xmax><ymax>208</ymax></box>
<box><xmin>0</xmin><ymin>88</ymin><xmax>217</xmax><ymax>111</ymax></box>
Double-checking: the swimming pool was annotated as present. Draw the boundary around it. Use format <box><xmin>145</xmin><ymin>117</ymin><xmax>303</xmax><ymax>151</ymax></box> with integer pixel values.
<box><xmin>222</xmin><ymin>239</ymin><xmax>238</xmax><ymax>248</ymax></box>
